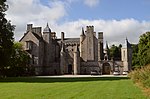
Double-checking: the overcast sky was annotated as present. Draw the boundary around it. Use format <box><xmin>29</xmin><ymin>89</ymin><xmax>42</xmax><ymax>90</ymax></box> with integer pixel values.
<box><xmin>6</xmin><ymin>0</ymin><xmax>150</xmax><ymax>45</ymax></box>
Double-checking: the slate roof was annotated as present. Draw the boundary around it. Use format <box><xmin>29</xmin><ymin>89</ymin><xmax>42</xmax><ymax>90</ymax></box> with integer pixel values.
<box><xmin>122</xmin><ymin>38</ymin><xmax>132</xmax><ymax>48</ymax></box>
<box><xmin>43</xmin><ymin>23</ymin><xmax>51</xmax><ymax>33</ymax></box>
<box><xmin>56</xmin><ymin>38</ymin><xmax>80</xmax><ymax>44</ymax></box>
<box><xmin>19</xmin><ymin>31</ymin><xmax>42</xmax><ymax>42</ymax></box>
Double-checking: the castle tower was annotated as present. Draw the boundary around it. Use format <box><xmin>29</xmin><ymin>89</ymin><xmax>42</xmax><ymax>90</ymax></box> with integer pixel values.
<box><xmin>98</xmin><ymin>32</ymin><xmax>104</xmax><ymax>61</ymax></box>
<box><xmin>121</xmin><ymin>38</ymin><xmax>132</xmax><ymax>74</ymax></box>
<box><xmin>60</xmin><ymin>44</ymin><xmax>66</xmax><ymax>74</ymax></box>
<box><xmin>104</xmin><ymin>41</ymin><xmax>110</xmax><ymax>60</ymax></box>
<box><xmin>86</xmin><ymin>26</ymin><xmax>95</xmax><ymax>61</ymax></box>
<box><xmin>73</xmin><ymin>44</ymin><xmax>80</xmax><ymax>75</ymax></box>
<box><xmin>43</xmin><ymin>23</ymin><xmax>51</xmax><ymax>43</ymax></box>
<box><xmin>42</xmin><ymin>23</ymin><xmax>52</xmax><ymax>66</ymax></box>
<box><xmin>80</xmin><ymin>27</ymin><xmax>85</xmax><ymax>58</ymax></box>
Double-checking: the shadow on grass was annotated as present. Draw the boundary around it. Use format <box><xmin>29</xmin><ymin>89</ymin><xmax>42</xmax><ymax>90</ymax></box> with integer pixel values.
<box><xmin>0</xmin><ymin>77</ymin><xmax>129</xmax><ymax>83</ymax></box>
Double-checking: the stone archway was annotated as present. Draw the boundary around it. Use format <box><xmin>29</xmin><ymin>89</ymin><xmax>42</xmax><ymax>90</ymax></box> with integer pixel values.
<box><xmin>102</xmin><ymin>63</ymin><xmax>111</xmax><ymax>75</ymax></box>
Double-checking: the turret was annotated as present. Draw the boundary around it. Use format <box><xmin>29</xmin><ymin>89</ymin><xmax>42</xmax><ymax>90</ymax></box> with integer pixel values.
<box><xmin>80</xmin><ymin>27</ymin><xmax>85</xmax><ymax>58</ymax></box>
<box><xmin>86</xmin><ymin>26</ymin><xmax>95</xmax><ymax>61</ymax></box>
<box><xmin>73</xmin><ymin>44</ymin><xmax>80</xmax><ymax>75</ymax></box>
<box><xmin>104</xmin><ymin>41</ymin><xmax>110</xmax><ymax>60</ymax></box>
<box><xmin>86</xmin><ymin>26</ymin><xmax>94</xmax><ymax>34</ymax></box>
<box><xmin>43</xmin><ymin>23</ymin><xmax>51</xmax><ymax>43</ymax></box>
<box><xmin>80</xmin><ymin>27</ymin><xmax>85</xmax><ymax>41</ymax></box>
<box><xmin>121</xmin><ymin>38</ymin><xmax>132</xmax><ymax>74</ymax></box>
<box><xmin>98</xmin><ymin>32</ymin><xmax>104</xmax><ymax>61</ymax></box>
<box><xmin>42</xmin><ymin>23</ymin><xmax>53</xmax><ymax>66</ymax></box>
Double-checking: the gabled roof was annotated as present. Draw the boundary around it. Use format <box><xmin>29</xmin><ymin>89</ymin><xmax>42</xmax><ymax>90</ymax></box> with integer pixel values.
<box><xmin>32</xmin><ymin>32</ymin><xmax>42</xmax><ymax>40</ymax></box>
<box><xmin>19</xmin><ymin>31</ymin><xmax>43</xmax><ymax>42</ymax></box>
<box><xmin>19</xmin><ymin>32</ymin><xmax>28</xmax><ymax>42</ymax></box>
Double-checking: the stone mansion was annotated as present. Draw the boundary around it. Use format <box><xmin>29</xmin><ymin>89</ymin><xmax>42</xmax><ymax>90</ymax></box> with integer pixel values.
<box><xmin>20</xmin><ymin>23</ymin><xmax>132</xmax><ymax>75</ymax></box>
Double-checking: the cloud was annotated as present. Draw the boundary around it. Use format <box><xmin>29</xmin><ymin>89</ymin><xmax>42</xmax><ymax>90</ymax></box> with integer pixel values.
<box><xmin>6</xmin><ymin>0</ymin><xmax>67</xmax><ymax>39</ymax></box>
<box><xmin>5</xmin><ymin>0</ymin><xmax>150</xmax><ymax>46</ymax></box>
<box><xmin>7</xmin><ymin>0</ymin><xmax>66</xmax><ymax>22</ymax></box>
<box><xmin>83</xmin><ymin>0</ymin><xmax>100</xmax><ymax>7</ymax></box>
<box><xmin>51</xmin><ymin>19</ymin><xmax>150</xmax><ymax>45</ymax></box>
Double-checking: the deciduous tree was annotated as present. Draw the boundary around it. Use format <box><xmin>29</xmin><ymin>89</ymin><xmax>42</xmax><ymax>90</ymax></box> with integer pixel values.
<box><xmin>8</xmin><ymin>42</ymin><xmax>31</xmax><ymax>77</ymax></box>
<box><xmin>138</xmin><ymin>32</ymin><xmax>150</xmax><ymax>66</ymax></box>
<box><xmin>109</xmin><ymin>44</ymin><xmax>122</xmax><ymax>60</ymax></box>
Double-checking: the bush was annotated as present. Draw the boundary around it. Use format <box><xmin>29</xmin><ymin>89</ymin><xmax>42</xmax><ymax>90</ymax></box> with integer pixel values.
<box><xmin>129</xmin><ymin>64</ymin><xmax>150</xmax><ymax>88</ymax></box>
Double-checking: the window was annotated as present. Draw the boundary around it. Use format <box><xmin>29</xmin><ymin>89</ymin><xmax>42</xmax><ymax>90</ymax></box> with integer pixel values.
<box><xmin>34</xmin><ymin>56</ymin><xmax>38</xmax><ymax>65</ymax></box>
<box><xmin>31</xmin><ymin>55</ymin><xmax>38</xmax><ymax>65</ymax></box>
<box><xmin>26</xmin><ymin>41</ymin><xmax>32</xmax><ymax>50</ymax></box>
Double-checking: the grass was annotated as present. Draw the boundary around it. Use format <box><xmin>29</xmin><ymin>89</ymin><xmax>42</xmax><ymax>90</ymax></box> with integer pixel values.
<box><xmin>0</xmin><ymin>77</ymin><xmax>148</xmax><ymax>99</ymax></box>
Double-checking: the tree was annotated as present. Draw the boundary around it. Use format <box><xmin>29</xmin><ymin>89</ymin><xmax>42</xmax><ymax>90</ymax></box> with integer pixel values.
<box><xmin>7</xmin><ymin>42</ymin><xmax>31</xmax><ymax>77</ymax></box>
<box><xmin>109</xmin><ymin>44</ymin><xmax>122</xmax><ymax>60</ymax></box>
<box><xmin>0</xmin><ymin>0</ymin><xmax>14</xmax><ymax>76</ymax></box>
<box><xmin>138</xmin><ymin>32</ymin><xmax>150</xmax><ymax>66</ymax></box>
<box><xmin>131</xmin><ymin>44</ymin><xmax>140</xmax><ymax>68</ymax></box>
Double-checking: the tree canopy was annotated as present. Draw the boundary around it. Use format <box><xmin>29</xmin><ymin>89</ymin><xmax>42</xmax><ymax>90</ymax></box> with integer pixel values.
<box><xmin>132</xmin><ymin>32</ymin><xmax>150</xmax><ymax>68</ymax></box>
<box><xmin>138</xmin><ymin>32</ymin><xmax>150</xmax><ymax>66</ymax></box>
<box><xmin>8</xmin><ymin>42</ymin><xmax>31</xmax><ymax>76</ymax></box>
<box><xmin>0</xmin><ymin>0</ymin><xmax>15</xmax><ymax>76</ymax></box>
<box><xmin>131</xmin><ymin>44</ymin><xmax>139</xmax><ymax>67</ymax></box>
<box><xmin>109</xmin><ymin>44</ymin><xmax>122</xmax><ymax>60</ymax></box>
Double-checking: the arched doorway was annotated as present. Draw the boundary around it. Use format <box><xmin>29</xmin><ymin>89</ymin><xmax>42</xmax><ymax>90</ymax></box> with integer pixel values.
<box><xmin>68</xmin><ymin>64</ymin><xmax>72</xmax><ymax>74</ymax></box>
<box><xmin>102</xmin><ymin>63</ymin><xmax>111</xmax><ymax>74</ymax></box>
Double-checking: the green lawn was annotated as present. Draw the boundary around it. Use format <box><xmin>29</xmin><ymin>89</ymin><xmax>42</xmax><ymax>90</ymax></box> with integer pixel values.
<box><xmin>0</xmin><ymin>77</ymin><xmax>148</xmax><ymax>99</ymax></box>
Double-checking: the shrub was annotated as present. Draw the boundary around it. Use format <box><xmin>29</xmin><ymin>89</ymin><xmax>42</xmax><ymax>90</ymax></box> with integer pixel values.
<box><xmin>129</xmin><ymin>64</ymin><xmax>150</xmax><ymax>88</ymax></box>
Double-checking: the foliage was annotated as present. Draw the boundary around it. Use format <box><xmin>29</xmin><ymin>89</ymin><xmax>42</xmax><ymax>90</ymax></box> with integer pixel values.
<box><xmin>109</xmin><ymin>44</ymin><xmax>122</xmax><ymax>60</ymax></box>
<box><xmin>138</xmin><ymin>32</ymin><xmax>150</xmax><ymax>66</ymax></box>
<box><xmin>0</xmin><ymin>0</ymin><xmax>14</xmax><ymax>76</ymax></box>
<box><xmin>0</xmin><ymin>1</ymin><xmax>31</xmax><ymax>77</ymax></box>
<box><xmin>129</xmin><ymin>64</ymin><xmax>150</xmax><ymax>88</ymax></box>
<box><xmin>7</xmin><ymin>42</ymin><xmax>31</xmax><ymax>77</ymax></box>
<box><xmin>0</xmin><ymin>77</ymin><xmax>148</xmax><ymax>99</ymax></box>
<box><xmin>131</xmin><ymin>32</ymin><xmax>150</xmax><ymax>68</ymax></box>
<box><xmin>131</xmin><ymin>44</ymin><xmax>140</xmax><ymax>68</ymax></box>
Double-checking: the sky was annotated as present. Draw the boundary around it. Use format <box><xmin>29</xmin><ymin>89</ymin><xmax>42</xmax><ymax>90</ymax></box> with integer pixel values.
<box><xmin>6</xmin><ymin>0</ymin><xmax>150</xmax><ymax>45</ymax></box>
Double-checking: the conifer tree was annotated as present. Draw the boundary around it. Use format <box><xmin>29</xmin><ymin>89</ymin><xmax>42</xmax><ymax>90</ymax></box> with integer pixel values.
<box><xmin>0</xmin><ymin>0</ymin><xmax>14</xmax><ymax>76</ymax></box>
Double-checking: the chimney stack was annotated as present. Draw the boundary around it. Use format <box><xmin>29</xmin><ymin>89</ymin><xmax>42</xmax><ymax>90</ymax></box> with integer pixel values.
<box><xmin>61</xmin><ymin>32</ymin><xmax>64</xmax><ymax>42</ymax></box>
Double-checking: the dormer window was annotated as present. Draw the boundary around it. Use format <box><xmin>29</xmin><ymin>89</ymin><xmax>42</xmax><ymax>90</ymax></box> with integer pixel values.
<box><xmin>26</xmin><ymin>41</ymin><xmax>32</xmax><ymax>50</ymax></box>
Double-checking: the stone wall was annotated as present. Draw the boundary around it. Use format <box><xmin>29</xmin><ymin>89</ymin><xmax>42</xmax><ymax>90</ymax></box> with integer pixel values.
<box><xmin>80</xmin><ymin>62</ymin><xmax>100</xmax><ymax>74</ymax></box>
<box><xmin>43</xmin><ymin>63</ymin><xmax>60</xmax><ymax>75</ymax></box>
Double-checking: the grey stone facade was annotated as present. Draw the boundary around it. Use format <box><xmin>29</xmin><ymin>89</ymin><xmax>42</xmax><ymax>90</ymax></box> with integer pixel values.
<box><xmin>20</xmin><ymin>24</ymin><xmax>132</xmax><ymax>75</ymax></box>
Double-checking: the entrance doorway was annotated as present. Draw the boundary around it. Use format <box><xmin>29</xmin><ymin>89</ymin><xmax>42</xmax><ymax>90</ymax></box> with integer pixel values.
<box><xmin>102</xmin><ymin>63</ymin><xmax>111</xmax><ymax>74</ymax></box>
<box><xmin>68</xmin><ymin>64</ymin><xmax>72</xmax><ymax>74</ymax></box>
